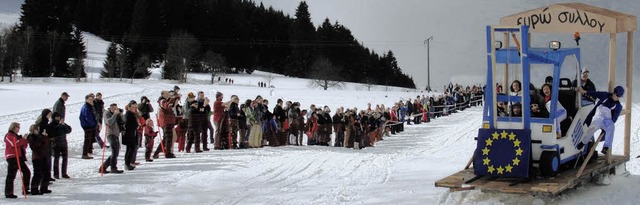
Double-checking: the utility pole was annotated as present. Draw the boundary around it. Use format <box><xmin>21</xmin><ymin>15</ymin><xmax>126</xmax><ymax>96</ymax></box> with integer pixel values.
<box><xmin>424</xmin><ymin>36</ymin><xmax>433</xmax><ymax>92</ymax></box>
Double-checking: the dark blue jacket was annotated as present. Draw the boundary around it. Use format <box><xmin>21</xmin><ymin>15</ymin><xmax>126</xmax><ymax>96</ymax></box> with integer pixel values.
<box><xmin>584</xmin><ymin>91</ymin><xmax>622</xmax><ymax>126</ymax></box>
<box><xmin>80</xmin><ymin>103</ymin><xmax>98</xmax><ymax>129</ymax></box>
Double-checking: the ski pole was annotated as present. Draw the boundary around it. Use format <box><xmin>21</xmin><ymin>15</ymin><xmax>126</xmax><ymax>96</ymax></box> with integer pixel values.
<box><xmin>11</xmin><ymin>137</ymin><xmax>27</xmax><ymax>199</ymax></box>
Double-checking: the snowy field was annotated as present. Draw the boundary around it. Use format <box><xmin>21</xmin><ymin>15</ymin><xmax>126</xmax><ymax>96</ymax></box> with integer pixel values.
<box><xmin>1</xmin><ymin>72</ymin><xmax>639</xmax><ymax>204</ymax></box>
<box><xmin>2</xmin><ymin>1</ymin><xmax>640</xmax><ymax>204</ymax></box>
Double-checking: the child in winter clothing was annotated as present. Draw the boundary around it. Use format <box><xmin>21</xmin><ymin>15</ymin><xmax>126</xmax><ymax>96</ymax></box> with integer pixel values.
<box><xmin>27</xmin><ymin>124</ymin><xmax>51</xmax><ymax>195</ymax></box>
<box><xmin>175</xmin><ymin>120</ymin><xmax>187</xmax><ymax>152</ymax></box>
<box><xmin>4</xmin><ymin>122</ymin><xmax>31</xmax><ymax>198</ymax></box>
<box><xmin>144</xmin><ymin>119</ymin><xmax>159</xmax><ymax>162</ymax></box>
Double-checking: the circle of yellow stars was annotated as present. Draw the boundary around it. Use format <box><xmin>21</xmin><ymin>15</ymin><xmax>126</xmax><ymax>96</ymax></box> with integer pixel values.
<box><xmin>481</xmin><ymin>130</ymin><xmax>523</xmax><ymax>174</ymax></box>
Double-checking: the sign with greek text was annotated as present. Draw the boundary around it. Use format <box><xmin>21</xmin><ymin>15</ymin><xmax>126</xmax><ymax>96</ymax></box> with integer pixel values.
<box><xmin>500</xmin><ymin>4</ymin><xmax>630</xmax><ymax>33</ymax></box>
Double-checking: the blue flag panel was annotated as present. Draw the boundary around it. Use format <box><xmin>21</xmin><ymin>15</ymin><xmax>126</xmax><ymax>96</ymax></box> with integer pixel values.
<box><xmin>473</xmin><ymin>129</ymin><xmax>531</xmax><ymax>178</ymax></box>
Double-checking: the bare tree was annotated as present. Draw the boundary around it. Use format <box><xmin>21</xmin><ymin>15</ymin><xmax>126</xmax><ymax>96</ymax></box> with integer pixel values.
<box><xmin>364</xmin><ymin>77</ymin><xmax>377</xmax><ymax>91</ymax></box>
<box><xmin>165</xmin><ymin>30</ymin><xmax>199</xmax><ymax>83</ymax></box>
<box><xmin>203</xmin><ymin>51</ymin><xmax>227</xmax><ymax>84</ymax></box>
<box><xmin>131</xmin><ymin>54</ymin><xmax>151</xmax><ymax>83</ymax></box>
<box><xmin>264</xmin><ymin>74</ymin><xmax>275</xmax><ymax>87</ymax></box>
<box><xmin>309</xmin><ymin>57</ymin><xmax>345</xmax><ymax>90</ymax></box>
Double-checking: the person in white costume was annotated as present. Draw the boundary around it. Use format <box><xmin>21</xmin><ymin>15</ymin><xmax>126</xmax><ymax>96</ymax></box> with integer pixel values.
<box><xmin>576</xmin><ymin>86</ymin><xmax>624</xmax><ymax>155</ymax></box>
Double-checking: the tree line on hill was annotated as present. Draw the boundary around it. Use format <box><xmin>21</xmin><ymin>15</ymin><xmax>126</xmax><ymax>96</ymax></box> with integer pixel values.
<box><xmin>0</xmin><ymin>0</ymin><xmax>415</xmax><ymax>89</ymax></box>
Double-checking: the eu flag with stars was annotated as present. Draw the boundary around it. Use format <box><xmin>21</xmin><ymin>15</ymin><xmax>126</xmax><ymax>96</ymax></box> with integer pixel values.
<box><xmin>473</xmin><ymin>129</ymin><xmax>531</xmax><ymax>178</ymax></box>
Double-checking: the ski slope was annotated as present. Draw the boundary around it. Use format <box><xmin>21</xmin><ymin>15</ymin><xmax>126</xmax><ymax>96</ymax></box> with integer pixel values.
<box><xmin>0</xmin><ymin>75</ymin><xmax>639</xmax><ymax>204</ymax></box>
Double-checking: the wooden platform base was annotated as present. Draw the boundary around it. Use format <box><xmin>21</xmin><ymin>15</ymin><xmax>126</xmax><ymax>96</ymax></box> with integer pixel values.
<box><xmin>435</xmin><ymin>155</ymin><xmax>628</xmax><ymax>195</ymax></box>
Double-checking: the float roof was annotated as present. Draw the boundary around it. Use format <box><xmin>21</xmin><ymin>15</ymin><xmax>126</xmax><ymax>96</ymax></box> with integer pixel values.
<box><xmin>500</xmin><ymin>3</ymin><xmax>637</xmax><ymax>33</ymax></box>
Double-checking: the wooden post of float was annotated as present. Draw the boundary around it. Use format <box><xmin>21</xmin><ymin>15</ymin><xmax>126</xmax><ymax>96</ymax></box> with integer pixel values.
<box><xmin>606</xmin><ymin>33</ymin><xmax>616</xmax><ymax>164</ymax></box>
<box><xmin>624</xmin><ymin>31</ymin><xmax>633</xmax><ymax>159</ymax></box>
<box><xmin>608</xmin><ymin>33</ymin><xmax>616</xmax><ymax>91</ymax></box>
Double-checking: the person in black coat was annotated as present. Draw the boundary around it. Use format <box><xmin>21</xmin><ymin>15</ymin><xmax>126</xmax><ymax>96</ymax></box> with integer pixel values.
<box><xmin>27</xmin><ymin>124</ymin><xmax>50</xmax><ymax>195</ymax></box>
<box><xmin>261</xmin><ymin>100</ymin><xmax>277</xmax><ymax>147</ymax></box>
<box><xmin>197</xmin><ymin>95</ymin><xmax>211</xmax><ymax>151</ymax></box>
<box><xmin>405</xmin><ymin>100</ymin><xmax>413</xmax><ymax>125</ymax></box>
<box><xmin>332</xmin><ymin>108</ymin><xmax>345</xmax><ymax>147</ymax></box>
<box><xmin>572</xmin><ymin>68</ymin><xmax>597</xmax><ymax>105</ymax></box>
<box><xmin>36</xmin><ymin>109</ymin><xmax>52</xmax><ymax>136</ymax></box>
<box><xmin>273</xmin><ymin>99</ymin><xmax>287</xmax><ymax>146</ymax></box>
<box><xmin>48</xmin><ymin>112</ymin><xmax>72</xmax><ymax>179</ymax></box>
<box><xmin>315</xmin><ymin>108</ymin><xmax>327</xmax><ymax>146</ymax></box>
<box><xmin>35</xmin><ymin>109</ymin><xmax>55</xmax><ymax>182</ymax></box>
<box><xmin>320</xmin><ymin>106</ymin><xmax>333</xmax><ymax>146</ymax></box>
<box><xmin>138</xmin><ymin>96</ymin><xmax>154</xmax><ymax>121</ymax></box>
<box><xmin>94</xmin><ymin>93</ymin><xmax>107</xmax><ymax>149</ymax></box>
<box><xmin>123</xmin><ymin>101</ymin><xmax>139</xmax><ymax>171</ymax></box>
<box><xmin>186</xmin><ymin>96</ymin><xmax>204</xmax><ymax>153</ymax></box>
<box><xmin>356</xmin><ymin>111</ymin><xmax>368</xmax><ymax>149</ymax></box>
<box><xmin>227</xmin><ymin>96</ymin><xmax>240</xmax><ymax>148</ymax></box>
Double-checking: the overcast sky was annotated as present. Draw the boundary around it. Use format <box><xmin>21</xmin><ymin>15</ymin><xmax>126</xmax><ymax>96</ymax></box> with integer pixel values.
<box><xmin>258</xmin><ymin>0</ymin><xmax>639</xmax><ymax>95</ymax></box>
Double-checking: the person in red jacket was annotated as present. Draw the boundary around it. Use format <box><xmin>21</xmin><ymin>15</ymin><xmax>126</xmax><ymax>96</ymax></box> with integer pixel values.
<box><xmin>4</xmin><ymin>122</ymin><xmax>31</xmax><ymax>198</ymax></box>
<box><xmin>213</xmin><ymin>92</ymin><xmax>226</xmax><ymax>149</ymax></box>
<box><xmin>154</xmin><ymin>91</ymin><xmax>178</xmax><ymax>159</ymax></box>
<box><xmin>143</xmin><ymin>119</ymin><xmax>158</xmax><ymax>162</ymax></box>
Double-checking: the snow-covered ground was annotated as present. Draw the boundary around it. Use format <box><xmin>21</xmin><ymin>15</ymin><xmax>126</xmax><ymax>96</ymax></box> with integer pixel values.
<box><xmin>1</xmin><ymin>1</ymin><xmax>640</xmax><ymax>204</ymax></box>
<box><xmin>1</xmin><ymin>72</ymin><xmax>639</xmax><ymax>204</ymax></box>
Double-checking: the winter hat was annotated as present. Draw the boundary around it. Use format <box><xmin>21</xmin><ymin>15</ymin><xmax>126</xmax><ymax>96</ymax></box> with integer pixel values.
<box><xmin>614</xmin><ymin>86</ymin><xmax>624</xmax><ymax>97</ymax></box>
<box><xmin>581</xmin><ymin>67</ymin><xmax>589</xmax><ymax>74</ymax></box>
<box><xmin>129</xmin><ymin>100</ymin><xmax>137</xmax><ymax>105</ymax></box>
<box><xmin>187</xmin><ymin>92</ymin><xmax>195</xmax><ymax>99</ymax></box>
<box><xmin>174</xmin><ymin>85</ymin><xmax>180</xmax><ymax>91</ymax></box>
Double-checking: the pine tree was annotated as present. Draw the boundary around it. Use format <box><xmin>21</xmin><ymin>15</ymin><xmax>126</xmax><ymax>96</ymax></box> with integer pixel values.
<box><xmin>117</xmin><ymin>45</ymin><xmax>132</xmax><ymax>81</ymax></box>
<box><xmin>101</xmin><ymin>41</ymin><xmax>118</xmax><ymax>78</ymax></box>
<box><xmin>44</xmin><ymin>0</ymin><xmax>417</xmax><ymax>88</ymax></box>
<box><xmin>19</xmin><ymin>0</ymin><xmax>52</xmax><ymax>77</ymax></box>
<box><xmin>164</xmin><ymin>30</ymin><xmax>199</xmax><ymax>82</ymax></box>
<box><xmin>20</xmin><ymin>0</ymin><xmax>74</xmax><ymax>77</ymax></box>
<box><xmin>70</xmin><ymin>27</ymin><xmax>87</xmax><ymax>80</ymax></box>
<box><xmin>285</xmin><ymin>1</ymin><xmax>317</xmax><ymax>78</ymax></box>
<box><xmin>0</xmin><ymin>28</ymin><xmax>7</xmax><ymax>82</ymax></box>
